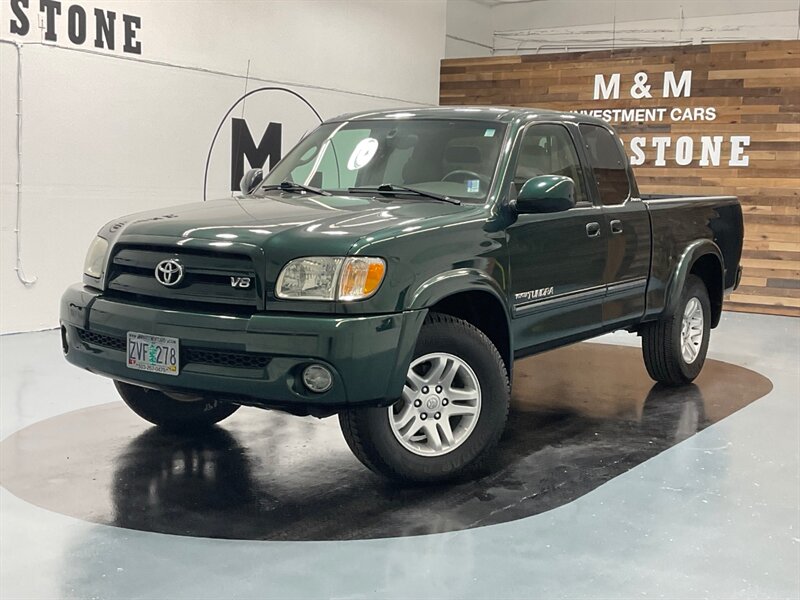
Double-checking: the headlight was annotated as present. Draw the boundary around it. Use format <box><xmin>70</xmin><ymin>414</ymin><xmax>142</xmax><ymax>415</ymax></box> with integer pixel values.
<box><xmin>83</xmin><ymin>236</ymin><xmax>109</xmax><ymax>278</ymax></box>
<box><xmin>276</xmin><ymin>256</ymin><xmax>386</xmax><ymax>301</ymax></box>
<box><xmin>276</xmin><ymin>257</ymin><xmax>343</xmax><ymax>300</ymax></box>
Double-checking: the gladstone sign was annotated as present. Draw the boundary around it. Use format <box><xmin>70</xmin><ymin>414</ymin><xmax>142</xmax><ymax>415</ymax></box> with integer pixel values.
<box><xmin>575</xmin><ymin>70</ymin><xmax>750</xmax><ymax>167</ymax></box>
<box><xmin>8</xmin><ymin>0</ymin><xmax>142</xmax><ymax>54</ymax></box>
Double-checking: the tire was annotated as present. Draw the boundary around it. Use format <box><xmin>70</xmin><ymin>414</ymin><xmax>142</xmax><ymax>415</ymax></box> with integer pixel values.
<box><xmin>114</xmin><ymin>381</ymin><xmax>240</xmax><ymax>430</ymax></box>
<box><xmin>339</xmin><ymin>312</ymin><xmax>510</xmax><ymax>483</ymax></box>
<box><xmin>641</xmin><ymin>274</ymin><xmax>711</xmax><ymax>386</ymax></box>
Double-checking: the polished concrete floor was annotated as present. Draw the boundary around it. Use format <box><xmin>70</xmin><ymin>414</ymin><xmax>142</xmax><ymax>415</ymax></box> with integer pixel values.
<box><xmin>1</xmin><ymin>312</ymin><xmax>798</xmax><ymax>598</ymax></box>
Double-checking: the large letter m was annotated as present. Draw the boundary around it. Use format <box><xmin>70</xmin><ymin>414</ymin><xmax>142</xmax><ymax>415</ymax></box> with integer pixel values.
<box><xmin>230</xmin><ymin>118</ymin><xmax>282</xmax><ymax>191</ymax></box>
<box><xmin>593</xmin><ymin>73</ymin><xmax>620</xmax><ymax>100</ymax></box>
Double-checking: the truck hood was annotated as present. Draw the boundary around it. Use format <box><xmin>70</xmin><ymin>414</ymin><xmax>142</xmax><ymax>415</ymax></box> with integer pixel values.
<box><xmin>105</xmin><ymin>192</ymin><xmax>476</xmax><ymax>253</ymax></box>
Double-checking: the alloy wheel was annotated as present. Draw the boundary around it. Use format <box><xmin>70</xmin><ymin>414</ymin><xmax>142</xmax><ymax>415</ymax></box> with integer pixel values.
<box><xmin>681</xmin><ymin>297</ymin><xmax>704</xmax><ymax>364</ymax></box>
<box><xmin>388</xmin><ymin>352</ymin><xmax>482</xmax><ymax>457</ymax></box>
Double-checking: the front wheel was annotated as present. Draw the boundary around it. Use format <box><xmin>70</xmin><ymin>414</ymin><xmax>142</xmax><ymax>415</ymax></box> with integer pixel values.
<box><xmin>641</xmin><ymin>274</ymin><xmax>711</xmax><ymax>386</ymax></box>
<box><xmin>339</xmin><ymin>313</ymin><xmax>510</xmax><ymax>483</ymax></box>
<box><xmin>114</xmin><ymin>381</ymin><xmax>240</xmax><ymax>430</ymax></box>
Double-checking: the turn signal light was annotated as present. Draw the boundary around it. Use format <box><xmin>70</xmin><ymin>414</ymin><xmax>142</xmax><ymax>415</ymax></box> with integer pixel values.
<box><xmin>338</xmin><ymin>257</ymin><xmax>386</xmax><ymax>301</ymax></box>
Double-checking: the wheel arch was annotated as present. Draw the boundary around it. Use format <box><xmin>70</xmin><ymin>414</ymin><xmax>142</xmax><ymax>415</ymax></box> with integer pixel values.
<box><xmin>408</xmin><ymin>270</ymin><xmax>513</xmax><ymax>381</ymax></box>
<box><xmin>665</xmin><ymin>240</ymin><xmax>724</xmax><ymax>328</ymax></box>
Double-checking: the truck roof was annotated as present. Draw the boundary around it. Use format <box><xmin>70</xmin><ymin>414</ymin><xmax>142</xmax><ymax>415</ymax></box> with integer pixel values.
<box><xmin>325</xmin><ymin>106</ymin><xmax>609</xmax><ymax>127</ymax></box>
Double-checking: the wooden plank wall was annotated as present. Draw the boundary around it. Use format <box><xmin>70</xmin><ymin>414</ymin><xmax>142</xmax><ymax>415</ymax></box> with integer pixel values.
<box><xmin>440</xmin><ymin>41</ymin><xmax>800</xmax><ymax>317</ymax></box>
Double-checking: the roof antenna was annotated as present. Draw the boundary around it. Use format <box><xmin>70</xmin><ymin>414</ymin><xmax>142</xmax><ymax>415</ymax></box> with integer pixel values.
<box><xmin>230</xmin><ymin>59</ymin><xmax>251</xmax><ymax>198</ymax></box>
<box><xmin>612</xmin><ymin>0</ymin><xmax>617</xmax><ymax>53</ymax></box>
<box><xmin>241</xmin><ymin>59</ymin><xmax>251</xmax><ymax>119</ymax></box>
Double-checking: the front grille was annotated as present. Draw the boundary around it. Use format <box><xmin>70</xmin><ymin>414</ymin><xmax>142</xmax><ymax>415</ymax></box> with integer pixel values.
<box><xmin>106</xmin><ymin>245</ymin><xmax>260</xmax><ymax>308</ymax></box>
<box><xmin>75</xmin><ymin>328</ymin><xmax>269</xmax><ymax>370</ymax></box>
<box><xmin>183</xmin><ymin>348</ymin><xmax>270</xmax><ymax>369</ymax></box>
<box><xmin>77</xmin><ymin>329</ymin><xmax>126</xmax><ymax>351</ymax></box>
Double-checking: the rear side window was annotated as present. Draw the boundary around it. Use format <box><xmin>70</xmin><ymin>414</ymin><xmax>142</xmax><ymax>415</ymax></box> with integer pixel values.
<box><xmin>579</xmin><ymin>124</ymin><xmax>631</xmax><ymax>205</ymax></box>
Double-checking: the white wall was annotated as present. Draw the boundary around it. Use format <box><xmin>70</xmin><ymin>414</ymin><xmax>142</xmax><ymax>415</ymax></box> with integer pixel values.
<box><xmin>445</xmin><ymin>0</ymin><xmax>800</xmax><ymax>56</ymax></box>
<box><xmin>446</xmin><ymin>0</ymin><xmax>492</xmax><ymax>58</ymax></box>
<box><xmin>0</xmin><ymin>0</ymin><xmax>446</xmax><ymax>333</ymax></box>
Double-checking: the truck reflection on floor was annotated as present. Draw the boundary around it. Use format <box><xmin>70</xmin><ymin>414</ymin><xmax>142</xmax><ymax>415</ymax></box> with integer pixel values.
<box><xmin>0</xmin><ymin>343</ymin><xmax>772</xmax><ymax>541</ymax></box>
<box><xmin>109</xmin><ymin>343</ymin><xmax>770</xmax><ymax>540</ymax></box>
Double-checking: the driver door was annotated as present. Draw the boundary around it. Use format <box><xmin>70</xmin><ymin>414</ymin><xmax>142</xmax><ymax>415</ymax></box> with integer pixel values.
<box><xmin>506</xmin><ymin>123</ymin><xmax>608</xmax><ymax>353</ymax></box>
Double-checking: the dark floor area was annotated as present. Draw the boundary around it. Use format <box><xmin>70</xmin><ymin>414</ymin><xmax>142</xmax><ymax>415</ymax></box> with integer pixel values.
<box><xmin>1</xmin><ymin>342</ymin><xmax>771</xmax><ymax>541</ymax></box>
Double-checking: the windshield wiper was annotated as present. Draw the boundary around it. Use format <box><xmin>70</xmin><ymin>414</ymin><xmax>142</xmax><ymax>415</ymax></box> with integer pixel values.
<box><xmin>262</xmin><ymin>180</ymin><xmax>331</xmax><ymax>196</ymax></box>
<box><xmin>348</xmin><ymin>184</ymin><xmax>461</xmax><ymax>205</ymax></box>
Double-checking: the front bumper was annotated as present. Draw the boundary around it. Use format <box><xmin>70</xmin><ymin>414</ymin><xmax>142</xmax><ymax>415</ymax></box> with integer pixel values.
<box><xmin>60</xmin><ymin>284</ymin><xmax>425</xmax><ymax>410</ymax></box>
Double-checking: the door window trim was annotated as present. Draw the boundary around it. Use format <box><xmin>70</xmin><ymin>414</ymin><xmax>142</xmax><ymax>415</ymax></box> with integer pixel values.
<box><xmin>502</xmin><ymin>120</ymin><xmax>600</xmax><ymax>210</ymax></box>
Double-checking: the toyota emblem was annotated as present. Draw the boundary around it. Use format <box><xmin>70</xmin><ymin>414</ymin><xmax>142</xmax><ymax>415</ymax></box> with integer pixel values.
<box><xmin>154</xmin><ymin>259</ymin><xmax>184</xmax><ymax>287</ymax></box>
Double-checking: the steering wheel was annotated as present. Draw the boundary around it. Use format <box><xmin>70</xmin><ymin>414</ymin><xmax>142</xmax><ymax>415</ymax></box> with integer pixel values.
<box><xmin>441</xmin><ymin>170</ymin><xmax>490</xmax><ymax>187</ymax></box>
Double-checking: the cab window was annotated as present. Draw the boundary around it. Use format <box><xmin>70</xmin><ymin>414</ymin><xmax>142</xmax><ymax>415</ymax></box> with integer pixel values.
<box><xmin>512</xmin><ymin>124</ymin><xmax>588</xmax><ymax>204</ymax></box>
<box><xmin>579</xmin><ymin>124</ymin><xmax>631</xmax><ymax>205</ymax></box>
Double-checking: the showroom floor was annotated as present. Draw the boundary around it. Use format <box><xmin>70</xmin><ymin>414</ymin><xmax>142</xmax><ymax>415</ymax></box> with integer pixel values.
<box><xmin>1</xmin><ymin>311</ymin><xmax>798</xmax><ymax>599</ymax></box>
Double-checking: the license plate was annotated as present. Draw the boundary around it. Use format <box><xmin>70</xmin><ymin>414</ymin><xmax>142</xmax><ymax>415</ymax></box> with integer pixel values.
<box><xmin>126</xmin><ymin>332</ymin><xmax>179</xmax><ymax>376</ymax></box>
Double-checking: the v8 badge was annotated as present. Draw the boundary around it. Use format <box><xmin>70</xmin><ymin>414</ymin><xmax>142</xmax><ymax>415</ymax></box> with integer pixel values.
<box><xmin>230</xmin><ymin>276</ymin><xmax>251</xmax><ymax>289</ymax></box>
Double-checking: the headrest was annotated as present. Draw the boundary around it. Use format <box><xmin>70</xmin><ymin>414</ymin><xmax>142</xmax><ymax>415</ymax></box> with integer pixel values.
<box><xmin>522</xmin><ymin>143</ymin><xmax>548</xmax><ymax>157</ymax></box>
<box><xmin>444</xmin><ymin>145</ymin><xmax>482</xmax><ymax>165</ymax></box>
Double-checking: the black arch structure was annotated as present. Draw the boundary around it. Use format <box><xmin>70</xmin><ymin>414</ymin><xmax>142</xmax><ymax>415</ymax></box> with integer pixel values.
<box><xmin>203</xmin><ymin>86</ymin><xmax>323</xmax><ymax>201</ymax></box>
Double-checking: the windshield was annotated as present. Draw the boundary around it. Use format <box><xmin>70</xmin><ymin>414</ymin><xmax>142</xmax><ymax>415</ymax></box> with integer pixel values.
<box><xmin>262</xmin><ymin>119</ymin><xmax>507</xmax><ymax>201</ymax></box>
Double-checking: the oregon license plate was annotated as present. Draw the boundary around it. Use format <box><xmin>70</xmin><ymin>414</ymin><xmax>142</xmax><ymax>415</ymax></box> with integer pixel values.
<box><xmin>126</xmin><ymin>332</ymin><xmax>179</xmax><ymax>376</ymax></box>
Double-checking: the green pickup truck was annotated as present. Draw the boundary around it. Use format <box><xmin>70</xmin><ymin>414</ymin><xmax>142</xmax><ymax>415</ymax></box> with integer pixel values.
<box><xmin>61</xmin><ymin>107</ymin><xmax>744</xmax><ymax>482</ymax></box>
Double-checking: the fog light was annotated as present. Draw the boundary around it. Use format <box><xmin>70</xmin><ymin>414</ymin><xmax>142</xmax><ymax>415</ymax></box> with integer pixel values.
<box><xmin>302</xmin><ymin>364</ymin><xmax>333</xmax><ymax>393</ymax></box>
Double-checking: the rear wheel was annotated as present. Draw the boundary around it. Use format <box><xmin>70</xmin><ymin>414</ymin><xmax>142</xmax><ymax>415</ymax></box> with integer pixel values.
<box><xmin>114</xmin><ymin>381</ymin><xmax>240</xmax><ymax>430</ymax></box>
<box><xmin>339</xmin><ymin>313</ymin><xmax>509</xmax><ymax>483</ymax></box>
<box><xmin>641</xmin><ymin>274</ymin><xmax>711</xmax><ymax>386</ymax></box>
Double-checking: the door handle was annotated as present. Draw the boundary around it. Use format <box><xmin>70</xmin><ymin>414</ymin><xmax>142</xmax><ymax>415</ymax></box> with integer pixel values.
<box><xmin>610</xmin><ymin>219</ymin><xmax>623</xmax><ymax>234</ymax></box>
<box><xmin>586</xmin><ymin>222</ymin><xmax>601</xmax><ymax>238</ymax></box>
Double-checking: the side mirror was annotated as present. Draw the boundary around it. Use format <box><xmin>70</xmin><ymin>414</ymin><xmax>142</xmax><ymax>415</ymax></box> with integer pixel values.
<box><xmin>239</xmin><ymin>168</ymin><xmax>264</xmax><ymax>196</ymax></box>
<box><xmin>515</xmin><ymin>175</ymin><xmax>576</xmax><ymax>214</ymax></box>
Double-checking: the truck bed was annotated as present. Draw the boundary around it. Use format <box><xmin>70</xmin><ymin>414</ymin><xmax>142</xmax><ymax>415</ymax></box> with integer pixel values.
<box><xmin>641</xmin><ymin>194</ymin><xmax>744</xmax><ymax>320</ymax></box>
